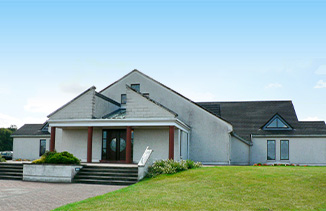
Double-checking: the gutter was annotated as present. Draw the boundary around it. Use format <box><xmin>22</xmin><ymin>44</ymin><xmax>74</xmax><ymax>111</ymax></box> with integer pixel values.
<box><xmin>11</xmin><ymin>135</ymin><xmax>51</xmax><ymax>138</ymax></box>
<box><xmin>230</xmin><ymin>132</ymin><xmax>253</xmax><ymax>146</ymax></box>
<box><xmin>252</xmin><ymin>134</ymin><xmax>326</xmax><ymax>138</ymax></box>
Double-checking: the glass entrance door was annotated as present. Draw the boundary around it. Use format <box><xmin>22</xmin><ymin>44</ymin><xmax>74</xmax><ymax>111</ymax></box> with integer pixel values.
<box><xmin>102</xmin><ymin>129</ymin><xmax>127</xmax><ymax>161</ymax></box>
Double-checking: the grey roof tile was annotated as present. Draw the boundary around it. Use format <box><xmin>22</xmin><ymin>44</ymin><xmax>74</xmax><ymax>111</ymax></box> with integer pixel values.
<box><xmin>198</xmin><ymin>101</ymin><xmax>326</xmax><ymax>141</ymax></box>
<box><xmin>11</xmin><ymin>124</ymin><xmax>50</xmax><ymax>136</ymax></box>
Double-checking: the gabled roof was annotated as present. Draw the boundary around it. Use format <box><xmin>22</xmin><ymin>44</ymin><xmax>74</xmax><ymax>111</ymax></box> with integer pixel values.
<box><xmin>11</xmin><ymin>124</ymin><xmax>50</xmax><ymax>137</ymax></box>
<box><xmin>100</xmin><ymin>69</ymin><xmax>232</xmax><ymax>126</ymax></box>
<box><xmin>126</xmin><ymin>85</ymin><xmax>178</xmax><ymax>118</ymax></box>
<box><xmin>47</xmin><ymin>86</ymin><xmax>96</xmax><ymax>118</ymax></box>
<box><xmin>198</xmin><ymin>101</ymin><xmax>326</xmax><ymax>141</ymax></box>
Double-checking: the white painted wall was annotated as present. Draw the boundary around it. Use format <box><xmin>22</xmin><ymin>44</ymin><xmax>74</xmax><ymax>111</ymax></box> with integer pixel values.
<box><xmin>56</xmin><ymin>128</ymin><xmax>102</xmax><ymax>162</ymax></box>
<box><xmin>101</xmin><ymin>71</ymin><xmax>233</xmax><ymax>163</ymax></box>
<box><xmin>180</xmin><ymin>130</ymin><xmax>189</xmax><ymax>160</ymax></box>
<box><xmin>133</xmin><ymin>127</ymin><xmax>180</xmax><ymax>163</ymax></box>
<box><xmin>13</xmin><ymin>137</ymin><xmax>50</xmax><ymax>160</ymax></box>
<box><xmin>230</xmin><ymin>136</ymin><xmax>250</xmax><ymax>165</ymax></box>
<box><xmin>251</xmin><ymin>137</ymin><xmax>326</xmax><ymax>165</ymax></box>
<box><xmin>93</xmin><ymin>95</ymin><xmax>120</xmax><ymax>119</ymax></box>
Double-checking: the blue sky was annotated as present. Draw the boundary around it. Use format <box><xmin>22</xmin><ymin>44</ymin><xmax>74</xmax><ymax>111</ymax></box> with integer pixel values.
<box><xmin>0</xmin><ymin>0</ymin><xmax>326</xmax><ymax>127</ymax></box>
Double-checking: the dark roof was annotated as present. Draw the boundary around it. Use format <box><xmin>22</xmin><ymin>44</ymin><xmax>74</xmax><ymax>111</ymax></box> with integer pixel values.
<box><xmin>11</xmin><ymin>124</ymin><xmax>50</xmax><ymax>136</ymax></box>
<box><xmin>197</xmin><ymin>101</ymin><xmax>326</xmax><ymax>141</ymax></box>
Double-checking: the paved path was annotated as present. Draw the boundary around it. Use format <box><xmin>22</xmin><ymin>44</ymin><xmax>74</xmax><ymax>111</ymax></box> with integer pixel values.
<box><xmin>0</xmin><ymin>180</ymin><xmax>126</xmax><ymax>211</ymax></box>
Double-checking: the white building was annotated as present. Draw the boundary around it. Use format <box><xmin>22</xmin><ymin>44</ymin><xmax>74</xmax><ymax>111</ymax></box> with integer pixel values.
<box><xmin>12</xmin><ymin>70</ymin><xmax>326</xmax><ymax>165</ymax></box>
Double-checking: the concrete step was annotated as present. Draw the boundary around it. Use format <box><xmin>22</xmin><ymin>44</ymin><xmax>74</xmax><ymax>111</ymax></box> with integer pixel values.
<box><xmin>74</xmin><ymin>175</ymin><xmax>138</xmax><ymax>181</ymax></box>
<box><xmin>73</xmin><ymin>178</ymin><xmax>137</xmax><ymax>185</ymax></box>
<box><xmin>0</xmin><ymin>168</ymin><xmax>23</xmax><ymax>173</ymax></box>
<box><xmin>0</xmin><ymin>165</ymin><xmax>23</xmax><ymax>169</ymax></box>
<box><xmin>0</xmin><ymin>163</ymin><xmax>23</xmax><ymax>180</ymax></box>
<box><xmin>77</xmin><ymin>171</ymin><xmax>138</xmax><ymax>176</ymax></box>
<box><xmin>0</xmin><ymin>171</ymin><xmax>23</xmax><ymax>175</ymax></box>
<box><xmin>0</xmin><ymin>175</ymin><xmax>23</xmax><ymax>180</ymax></box>
<box><xmin>83</xmin><ymin>166</ymin><xmax>138</xmax><ymax>171</ymax></box>
<box><xmin>73</xmin><ymin>165</ymin><xmax>138</xmax><ymax>185</ymax></box>
<box><xmin>81</xmin><ymin>168</ymin><xmax>138</xmax><ymax>173</ymax></box>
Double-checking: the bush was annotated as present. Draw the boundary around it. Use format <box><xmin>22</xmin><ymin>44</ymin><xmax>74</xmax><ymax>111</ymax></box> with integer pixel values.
<box><xmin>147</xmin><ymin>159</ymin><xmax>201</xmax><ymax>178</ymax></box>
<box><xmin>0</xmin><ymin>155</ymin><xmax>6</xmax><ymax>162</ymax></box>
<box><xmin>32</xmin><ymin>151</ymin><xmax>80</xmax><ymax>165</ymax></box>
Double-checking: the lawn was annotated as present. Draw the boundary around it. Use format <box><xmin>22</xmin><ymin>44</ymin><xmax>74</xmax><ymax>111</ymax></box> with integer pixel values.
<box><xmin>55</xmin><ymin>166</ymin><xmax>326</xmax><ymax>210</ymax></box>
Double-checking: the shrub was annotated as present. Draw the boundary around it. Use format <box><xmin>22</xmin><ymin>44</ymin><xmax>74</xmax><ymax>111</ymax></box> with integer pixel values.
<box><xmin>32</xmin><ymin>151</ymin><xmax>80</xmax><ymax>165</ymax></box>
<box><xmin>147</xmin><ymin>159</ymin><xmax>202</xmax><ymax>178</ymax></box>
<box><xmin>0</xmin><ymin>155</ymin><xmax>6</xmax><ymax>162</ymax></box>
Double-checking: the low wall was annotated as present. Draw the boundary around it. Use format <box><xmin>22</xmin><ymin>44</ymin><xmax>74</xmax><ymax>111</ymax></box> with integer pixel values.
<box><xmin>23</xmin><ymin>164</ymin><xmax>83</xmax><ymax>183</ymax></box>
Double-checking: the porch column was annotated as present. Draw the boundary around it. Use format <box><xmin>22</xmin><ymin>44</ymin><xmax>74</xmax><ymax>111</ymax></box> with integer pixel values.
<box><xmin>50</xmin><ymin>127</ymin><xmax>56</xmax><ymax>152</ymax></box>
<box><xmin>169</xmin><ymin>126</ymin><xmax>174</xmax><ymax>160</ymax></box>
<box><xmin>126</xmin><ymin>126</ymin><xmax>132</xmax><ymax>164</ymax></box>
<box><xmin>87</xmin><ymin>127</ymin><xmax>93</xmax><ymax>163</ymax></box>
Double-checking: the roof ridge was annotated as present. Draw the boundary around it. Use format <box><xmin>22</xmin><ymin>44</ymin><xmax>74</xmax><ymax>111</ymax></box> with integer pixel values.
<box><xmin>47</xmin><ymin>86</ymin><xmax>96</xmax><ymax>118</ymax></box>
<box><xmin>197</xmin><ymin>100</ymin><xmax>293</xmax><ymax>103</ymax></box>
<box><xmin>100</xmin><ymin>69</ymin><xmax>233</xmax><ymax>126</ymax></box>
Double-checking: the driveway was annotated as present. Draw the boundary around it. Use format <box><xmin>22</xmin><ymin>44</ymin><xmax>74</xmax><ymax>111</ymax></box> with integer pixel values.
<box><xmin>0</xmin><ymin>180</ymin><xmax>126</xmax><ymax>211</ymax></box>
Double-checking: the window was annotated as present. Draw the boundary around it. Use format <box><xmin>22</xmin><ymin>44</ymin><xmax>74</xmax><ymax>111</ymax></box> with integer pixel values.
<box><xmin>131</xmin><ymin>84</ymin><xmax>140</xmax><ymax>92</ymax></box>
<box><xmin>263</xmin><ymin>114</ymin><xmax>292</xmax><ymax>131</ymax></box>
<box><xmin>280</xmin><ymin>140</ymin><xmax>289</xmax><ymax>160</ymax></box>
<box><xmin>40</xmin><ymin>139</ymin><xmax>46</xmax><ymax>156</ymax></box>
<box><xmin>102</xmin><ymin>131</ymin><xmax>107</xmax><ymax>160</ymax></box>
<box><xmin>267</xmin><ymin>140</ymin><xmax>276</xmax><ymax>160</ymax></box>
<box><xmin>266</xmin><ymin>118</ymin><xmax>288</xmax><ymax>128</ymax></box>
<box><xmin>121</xmin><ymin>94</ymin><xmax>126</xmax><ymax>104</ymax></box>
<box><xmin>41</xmin><ymin>123</ymin><xmax>49</xmax><ymax>132</ymax></box>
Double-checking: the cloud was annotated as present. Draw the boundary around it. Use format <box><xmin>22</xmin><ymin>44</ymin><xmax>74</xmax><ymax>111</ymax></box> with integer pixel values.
<box><xmin>301</xmin><ymin>116</ymin><xmax>322</xmax><ymax>121</ymax></box>
<box><xmin>0</xmin><ymin>113</ymin><xmax>21</xmax><ymax>128</ymax></box>
<box><xmin>60</xmin><ymin>82</ymin><xmax>89</xmax><ymax>95</ymax></box>
<box><xmin>314</xmin><ymin>80</ymin><xmax>326</xmax><ymax>89</ymax></box>
<box><xmin>0</xmin><ymin>113</ymin><xmax>46</xmax><ymax>128</ymax></box>
<box><xmin>265</xmin><ymin>83</ymin><xmax>282</xmax><ymax>89</ymax></box>
<box><xmin>315</xmin><ymin>64</ymin><xmax>326</xmax><ymax>75</ymax></box>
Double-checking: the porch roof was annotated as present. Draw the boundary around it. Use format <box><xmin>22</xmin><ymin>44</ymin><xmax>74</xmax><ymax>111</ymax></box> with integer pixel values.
<box><xmin>48</xmin><ymin>118</ymin><xmax>190</xmax><ymax>132</ymax></box>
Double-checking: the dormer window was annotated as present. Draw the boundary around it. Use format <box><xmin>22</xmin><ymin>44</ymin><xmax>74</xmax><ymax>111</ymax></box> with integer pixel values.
<box><xmin>131</xmin><ymin>84</ymin><xmax>140</xmax><ymax>92</ymax></box>
<box><xmin>41</xmin><ymin>123</ymin><xmax>49</xmax><ymax>132</ymax></box>
<box><xmin>262</xmin><ymin>114</ymin><xmax>293</xmax><ymax>131</ymax></box>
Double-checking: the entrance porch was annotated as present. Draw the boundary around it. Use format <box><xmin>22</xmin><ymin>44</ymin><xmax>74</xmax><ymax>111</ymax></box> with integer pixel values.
<box><xmin>48</xmin><ymin>118</ymin><xmax>190</xmax><ymax>164</ymax></box>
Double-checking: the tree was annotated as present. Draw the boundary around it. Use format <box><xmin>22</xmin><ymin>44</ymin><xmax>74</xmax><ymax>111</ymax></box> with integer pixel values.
<box><xmin>0</xmin><ymin>127</ymin><xmax>16</xmax><ymax>151</ymax></box>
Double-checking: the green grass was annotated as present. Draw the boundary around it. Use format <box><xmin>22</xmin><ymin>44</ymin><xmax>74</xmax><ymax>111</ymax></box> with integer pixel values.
<box><xmin>55</xmin><ymin>166</ymin><xmax>326</xmax><ymax>210</ymax></box>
